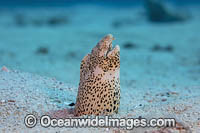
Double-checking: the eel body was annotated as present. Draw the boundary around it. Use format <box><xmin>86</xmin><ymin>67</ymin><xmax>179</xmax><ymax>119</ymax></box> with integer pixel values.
<box><xmin>74</xmin><ymin>34</ymin><xmax>120</xmax><ymax>116</ymax></box>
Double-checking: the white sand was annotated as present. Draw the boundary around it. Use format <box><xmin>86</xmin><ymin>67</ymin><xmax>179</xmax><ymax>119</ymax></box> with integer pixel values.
<box><xmin>0</xmin><ymin>68</ymin><xmax>200</xmax><ymax>132</ymax></box>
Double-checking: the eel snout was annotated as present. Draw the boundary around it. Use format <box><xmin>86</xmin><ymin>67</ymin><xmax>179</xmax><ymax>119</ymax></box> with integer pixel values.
<box><xmin>92</xmin><ymin>34</ymin><xmax>119</xmax><ymax>57</ymax></box>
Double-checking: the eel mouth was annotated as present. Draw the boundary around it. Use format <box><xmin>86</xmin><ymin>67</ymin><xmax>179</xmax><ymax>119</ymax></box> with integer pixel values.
<box><xmin>105</xmin><ymin>36</ymin><xmax>120</xmax><ymax>57</ymax></box>
<box><xmin>104</xmin><ymin>34</ymin><xmax>119</xmax><ymax>57</ymax></box>
<box><xmin>106</xmin><ymin>41</ymin><xmax>113</xmax><ymax>55</ymax></box>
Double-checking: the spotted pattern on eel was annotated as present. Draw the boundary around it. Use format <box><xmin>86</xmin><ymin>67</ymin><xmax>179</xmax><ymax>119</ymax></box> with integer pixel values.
<box><xmin>74</xmin><ymin>34</ymin><xmax>120</xmax><ymax>116</ymax></box>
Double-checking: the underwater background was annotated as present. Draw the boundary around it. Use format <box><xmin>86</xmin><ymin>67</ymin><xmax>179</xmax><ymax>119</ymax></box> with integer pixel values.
<box><xmin>0</xmin><ymin>0</ymin><xmax>199</xmax><ymax>86</ymax></box>
<box><xmin>0</xmin><ymin>0</ymin><xmax>200</xmax><ymax>132</ymax></box>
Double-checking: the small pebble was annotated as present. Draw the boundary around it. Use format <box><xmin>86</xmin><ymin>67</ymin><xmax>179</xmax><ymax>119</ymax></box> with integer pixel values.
<box><xmin>161</xmin><ymin>99</ymin><xmax>167</xmax><ymax>102</ymax></box>
<box><xmin>47</xmin><ymin>16</ymin><xmax>68</xmax><ymax>26</ymax></box>
<box><xmin>1</xmin><ymin>66</ymin><xmax>9</xmax><ymax>72</ymax></box>
<box><xmin>68</xmin><ymin>102</ymin><xmax>75</xmax><ymax>106</ymax></box>
<box><xmin>152</xmin><ymin>44</ymin><xmax>174</xmax><ymax>52</ymax></box>
<box><xmin>165</xmin><ymin>45</ymin><xmax>174</xmax><ymax>52</ymax></box>
<box><xmin>152</xmin><ymin>44</ymin><xmax>162</xmax><ymax>51</ymax></box>
<box><xmin>123</xmin><ymin>42</ymin><xmax>137</xmax><ymax>49</ymax></box>
<box><xmin>8</xmin><ymin>100</ymin><xmax>15</xmax><ymax>103</ymax></box>
<box><xmin>36</xmin><ymin>47</ymin><xmax>49</xmax><ymax>55</ymax></box>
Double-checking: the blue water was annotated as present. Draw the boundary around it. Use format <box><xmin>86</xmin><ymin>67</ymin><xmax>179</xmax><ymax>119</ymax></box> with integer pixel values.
<box><xmin>0</xmin><ymin>0</ymin><xmax>199</xmax><ymax>85</ymax></box>
<box><xmin>0</xmin><ymin>0</ymin><xmax>199</xmax><ymax>8</ymax></box>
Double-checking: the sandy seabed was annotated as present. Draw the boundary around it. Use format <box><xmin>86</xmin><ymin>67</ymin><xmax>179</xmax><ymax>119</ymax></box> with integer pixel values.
<box><xmin>0</xmin><ymin>4</ymin><xmax>200</xmax><ymax>133</ymax></box>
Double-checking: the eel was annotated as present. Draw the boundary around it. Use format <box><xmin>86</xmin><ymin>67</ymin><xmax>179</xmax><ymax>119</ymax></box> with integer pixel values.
<box><xmin>74</xmin><ymin>34</ymin><xmax>120</xmax><ymax>116</ymax></box>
